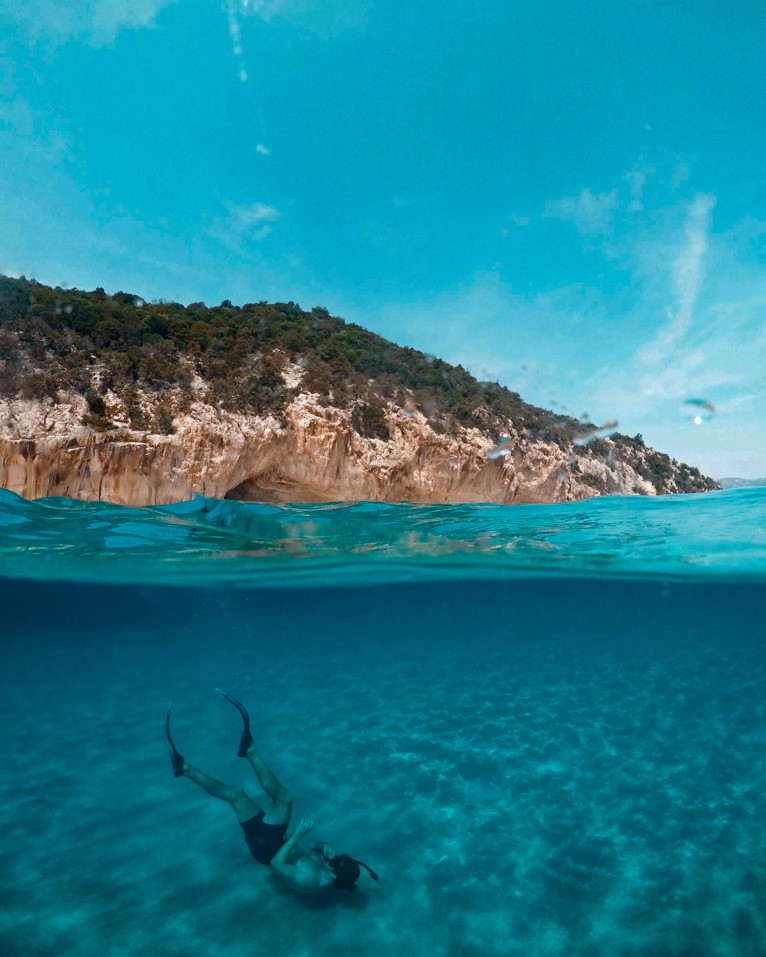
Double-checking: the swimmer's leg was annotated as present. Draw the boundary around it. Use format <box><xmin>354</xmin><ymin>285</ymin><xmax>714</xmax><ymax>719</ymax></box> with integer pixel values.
<box><xmin>216</xmin><ymin>688</ymin><xmax>254</xmax><ymax>756</ymax></box>
<box><xmin>166</xmin><ymin>702</ymin><xmax>261</xmax><ymax>822</ymax></box>
<box><xmin>216</xmin><ymin>690</ymin><xmax>292</xmax><ymax>826</ymax></box>
<box><xmin>243</xmin><ymin>743</ymin><xmax>292</xmax><ymax>826</ymax></box>
<box><xmin>183</xmin><ymin>764</ymin><xmax>263</xmax><ymax>823</ymax></box>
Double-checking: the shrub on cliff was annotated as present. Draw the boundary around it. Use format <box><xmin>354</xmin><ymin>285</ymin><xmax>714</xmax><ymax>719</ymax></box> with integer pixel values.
<box><xmin>352</xmin><ymin>401</ymin><xmax>391</xmax><ymax>440</ymax></box>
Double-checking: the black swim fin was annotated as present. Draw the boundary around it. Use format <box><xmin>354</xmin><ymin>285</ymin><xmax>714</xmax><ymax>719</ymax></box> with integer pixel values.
<box><xmin>165</xmin><ymin>702</ymin><xmax>185</xmax><ymax>777</ymax></box>
<box><xmin>216</xmin><ymin>688</ymin><xmax>254</xmax><ymax>757</ymax></box>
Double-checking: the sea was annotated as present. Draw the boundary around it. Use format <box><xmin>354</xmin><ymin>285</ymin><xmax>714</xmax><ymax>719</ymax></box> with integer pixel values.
<box><xmin>2</xmin><ymin>486</ymin><xmax>765</xmax><ymax>957</ymax></box>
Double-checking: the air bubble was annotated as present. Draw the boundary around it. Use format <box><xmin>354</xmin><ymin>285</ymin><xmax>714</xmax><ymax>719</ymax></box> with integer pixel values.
<box><xmin>681</xmin><ymin>398</ymin><xmax>715</xmax><ymax>426</ymax></box>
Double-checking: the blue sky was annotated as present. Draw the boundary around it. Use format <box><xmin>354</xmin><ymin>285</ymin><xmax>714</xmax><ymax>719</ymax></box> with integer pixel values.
<box><xmin>2</xmin><ymin>1</ymin><xmax>765</xmax><ymax>477</ymax></box>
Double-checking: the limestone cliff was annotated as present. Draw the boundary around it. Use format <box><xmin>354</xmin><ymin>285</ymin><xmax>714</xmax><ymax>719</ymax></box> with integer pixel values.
<box><xmin>0</xmin><ymin>384</ymin><xmax>711</xmax><ymax>507</ymax></box>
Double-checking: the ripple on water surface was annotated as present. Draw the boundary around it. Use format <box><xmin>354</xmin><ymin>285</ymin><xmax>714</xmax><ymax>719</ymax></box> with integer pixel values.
<box><xmin>1</xmin><ymin>487</ymin><xmax>766</xmax><ymax>587</ymax></box>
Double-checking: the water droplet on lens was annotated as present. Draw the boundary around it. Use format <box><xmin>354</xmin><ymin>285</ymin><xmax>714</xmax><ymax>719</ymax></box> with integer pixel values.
<box><xmin>486</xmin><ymin>437</ymin><xmax>512</xmax><ymax>460</ymax></box>
<box><xmin>572</xmin><ymin>420</ymin><xmax>619</xmax><ymax>447</ymax></box>
<box><xmin>680</xmin><ymin>398</ymin><xmax>715</xmax><ymax>425</ymax></box>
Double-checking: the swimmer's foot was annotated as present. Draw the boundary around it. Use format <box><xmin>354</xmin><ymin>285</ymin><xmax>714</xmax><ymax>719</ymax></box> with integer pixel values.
<box><xmin>216</xmin><ymin>688</ymin><xmax>254</xmax><ymax>757</ymax></box>
<box><xmin>165</xmin><ymin>703</ymin><xmax>185</xmax><ymax>777</ymax></box>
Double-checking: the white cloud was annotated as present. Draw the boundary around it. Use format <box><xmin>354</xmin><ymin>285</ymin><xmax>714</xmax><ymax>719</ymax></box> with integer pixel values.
<box><xmin>238</xmin><ymin>0</ymin><xmax>371</xmax><ymax>35</ymax></box>
<box><xmin>4</xmin><ymin>0</ymin><xmax>180</xmax><ymax>45</ymax></box>
<box><xmin>543</xmin><ymin>187</ymin><xmax>620</xmax><ymax>235</ymax></box>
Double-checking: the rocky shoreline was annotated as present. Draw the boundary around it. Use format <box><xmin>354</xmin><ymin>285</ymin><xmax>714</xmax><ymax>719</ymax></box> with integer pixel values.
<box><xmin>0</xmin><ymin>389</ymin><xmax>709</xmax><ymax>507</ymax></box>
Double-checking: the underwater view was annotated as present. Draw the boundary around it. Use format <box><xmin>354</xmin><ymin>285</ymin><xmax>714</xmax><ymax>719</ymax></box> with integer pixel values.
<box><xmin>2</xmin><ymin>487</ymin><xmax>765</xmax><ymax>957</ymax></box>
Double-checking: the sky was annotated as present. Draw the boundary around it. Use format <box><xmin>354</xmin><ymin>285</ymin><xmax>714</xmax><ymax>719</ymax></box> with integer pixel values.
<box><xmin>1</xmin><ymin>0</ymin><xmax>765</xmax><ymax>478</ymax></box>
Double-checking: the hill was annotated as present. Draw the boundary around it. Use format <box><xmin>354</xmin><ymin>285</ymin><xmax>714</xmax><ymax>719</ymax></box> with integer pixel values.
<box><xmin>717</xmin><ymin>477</ymin><xmax>766</xmax><ymax>489</ymax></box>
<box><xmin>0</xmin><ymin>275</ymin><xmax>718</xmax><ymax>505</ymax></box>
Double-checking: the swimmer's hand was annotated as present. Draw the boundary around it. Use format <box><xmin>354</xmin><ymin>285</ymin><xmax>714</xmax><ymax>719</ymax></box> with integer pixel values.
<box><xmin>295</xmin><ymin>817</ymin><xmax>313</xmax><ymax>837</ymax></box>
<box><xmin>306</xmin><ymin>841</ymin><xmax>335</xmax><ymax>861</ymax></box>
<box><xmin>320</xmin><ymin>843</ymin><xmax>335</xmax><ymax>861</ymax></box>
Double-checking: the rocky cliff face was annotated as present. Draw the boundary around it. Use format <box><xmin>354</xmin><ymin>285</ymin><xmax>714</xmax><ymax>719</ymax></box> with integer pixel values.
<box><xmin>0</xmin><ymin>382</ymin><xmax>691</xmax><ymax>507</ymax></box>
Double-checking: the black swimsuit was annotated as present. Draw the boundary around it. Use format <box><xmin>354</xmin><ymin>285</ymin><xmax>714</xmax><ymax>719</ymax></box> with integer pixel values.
<box><xmin>240</xmin><ymin>811</ymin><xmax>288</xmax><ymax>866</ymax></box>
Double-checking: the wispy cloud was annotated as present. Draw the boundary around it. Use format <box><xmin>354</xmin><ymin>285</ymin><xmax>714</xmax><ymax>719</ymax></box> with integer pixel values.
<box><xmin>209</xmin><ymin>199</ymin><xmax>282</xmax><ymax>249</ymax></box>
<box><xmin>581</xmin><ymin>190</ymin><xmax>766</xmax><ymax>475</ymax></box>
<box><xmin>5</xmin><ymin>0</ymin><xmax>179</xmax><ymax>46</ymax></box>
<box><xmin>361</xmin><ymin>172</ymin><xmax>766</xmax><ymax>476</ymax></box>
<box><xmin>543</xmin><ymin>187</ymin><xmax>620</xmax><ymax>235</ymax></box>
<box><xmin>624</xmin><ymin>165</ymin><xmax>653</xmax><ymax>213</ymax></box>
<box><xmin>0</xmin><ymin>91</ymin><xmax>71</xmax><ymax>164</ymax></box>
<box><xmin>634</xmin><ymin>193</ymin><xmax>716</xmax><ymax>373</ymax></box>
<box><xmin>240</xmin><ymin>0</ymin><xmax>371</xmax><ymax>34</ymax></box>
<box><xmin>229</xmin><ymin>200</ymin><xmax>281</xmax><ymax>228</ymax></box>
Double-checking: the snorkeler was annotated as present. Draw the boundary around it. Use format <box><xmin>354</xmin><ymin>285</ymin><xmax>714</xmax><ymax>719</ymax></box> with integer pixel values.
<box><xmin>165</xmin><ymin>689</ymin><xmax>378</xmax><ymax>894</ymax></box>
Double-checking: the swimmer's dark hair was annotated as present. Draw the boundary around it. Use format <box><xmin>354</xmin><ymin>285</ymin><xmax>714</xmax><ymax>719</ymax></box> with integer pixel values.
<box><xmin>329</xmin><ymin>854</ymin><xmax>360</xmax><ymax>890</ymax></box>
<box><xmin>325</xmin><ymin>850</ymin><xmax>379</xmax><ymax>890</ymax></box>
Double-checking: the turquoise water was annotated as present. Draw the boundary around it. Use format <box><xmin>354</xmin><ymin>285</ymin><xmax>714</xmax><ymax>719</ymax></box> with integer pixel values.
<box><xmin>2</xmin><ymin>487</ymin><xmax>766</xmax><ymax>587</ymax></box>
<box><xmin>2</xmin><ymin>488</ymin><xmax>765</xmax><ymax>956</ymax></box>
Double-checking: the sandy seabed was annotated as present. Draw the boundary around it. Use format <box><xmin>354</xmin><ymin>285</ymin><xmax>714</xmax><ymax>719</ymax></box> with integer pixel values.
<box><xmin>2</xmin><ymin>579</ymin><xmax>764</xmax><ymax>957</ymax></box>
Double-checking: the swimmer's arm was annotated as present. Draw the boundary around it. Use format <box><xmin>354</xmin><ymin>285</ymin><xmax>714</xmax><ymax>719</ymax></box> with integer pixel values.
<box><xmin>271</xmin><ymin>818</ymin><xmax>321</xmax><ymax>893</ymax></box>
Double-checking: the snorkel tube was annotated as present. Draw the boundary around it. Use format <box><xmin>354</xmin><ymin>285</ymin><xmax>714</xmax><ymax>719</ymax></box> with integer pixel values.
<box><xmin>322</xmin><ymin>846</ymin><xmax>379</xmax><ymax>887</ymax></box>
